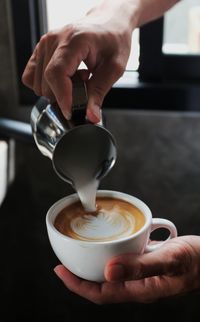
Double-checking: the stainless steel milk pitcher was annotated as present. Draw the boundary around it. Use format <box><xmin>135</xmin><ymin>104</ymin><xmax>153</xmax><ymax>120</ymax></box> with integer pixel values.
<box><xmin>30</xmin><ymin>74</ymin><xmax>117</xmax><ymax>186</ymax></box>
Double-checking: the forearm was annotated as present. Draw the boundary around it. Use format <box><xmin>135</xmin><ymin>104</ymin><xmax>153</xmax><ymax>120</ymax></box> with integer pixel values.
<box><xmin>98</xmin><ymin>0</ymin><xmax>180</xmax><ymax>30</ymax></box>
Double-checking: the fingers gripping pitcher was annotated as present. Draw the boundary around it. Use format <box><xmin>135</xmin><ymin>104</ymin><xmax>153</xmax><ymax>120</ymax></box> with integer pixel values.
<box><xmin>30</xmin><ymin>74</ymin><xmax>117</xmax><ymax>211</ymax></box>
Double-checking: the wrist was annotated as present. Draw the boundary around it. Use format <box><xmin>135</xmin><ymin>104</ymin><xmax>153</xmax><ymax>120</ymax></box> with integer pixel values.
<box><xmin>98</xmin><ymin>0</ymin><xmax>179</xmax><ymax>29</ymax></box>
<box><xmin>100</xmin><ymin>0</ymin><xmax>140</xmax><ymax>31</ymax></box>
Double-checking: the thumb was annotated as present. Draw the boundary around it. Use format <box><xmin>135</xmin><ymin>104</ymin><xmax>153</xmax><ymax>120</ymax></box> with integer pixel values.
<box><xmin>86</xmin><ymin>59</ymin><xmax>124</xmax><ymax>123</ymax></box>
<box><xmin>105</xmin><ymin>240</ymin><xmax>190</xmax><ymax>282</ymax></box>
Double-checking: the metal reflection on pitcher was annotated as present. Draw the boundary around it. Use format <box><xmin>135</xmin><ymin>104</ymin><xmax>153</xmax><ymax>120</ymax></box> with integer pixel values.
<box><xmin>30</xmin><ymin>75</ymin><xmax>117</xmax><ymax>211</ymax></box>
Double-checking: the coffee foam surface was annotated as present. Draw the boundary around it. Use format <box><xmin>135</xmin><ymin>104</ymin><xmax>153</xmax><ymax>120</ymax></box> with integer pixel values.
<box><xmin>54</xmin><ymin>197</ymin><xmax>145</xmax><ymax>242</ymax></box>
<box><xmin>70</xmin><ymin>206</ymin><xmax>135</xmax><ymax>241</ymax></box>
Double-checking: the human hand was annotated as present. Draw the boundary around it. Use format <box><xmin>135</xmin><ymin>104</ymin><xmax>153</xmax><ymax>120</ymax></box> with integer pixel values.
<box><xmin>22</xmin><ymin>0</ymin><xmax>137</xmax><ymax>122</ymax></box>
<box><xmin>54</xmin><ymin>236</ymin><xmax>200</xmax><ymax>304</ymax></box>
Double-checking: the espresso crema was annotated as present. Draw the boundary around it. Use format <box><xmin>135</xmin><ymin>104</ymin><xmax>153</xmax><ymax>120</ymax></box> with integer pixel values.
<box><xmin>54</xmin><ymin>197</ymin><xmax>145</xmax><ymax>242</ymax></box>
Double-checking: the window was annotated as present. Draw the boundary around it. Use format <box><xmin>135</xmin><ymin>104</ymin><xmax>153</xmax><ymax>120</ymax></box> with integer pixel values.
<box><xmin>163</xmin><ymin>0</ymin><xmax>200</xmax><ymax>55</ymax></box>
<box><xmin>161</xmin><ymin>0</ymin><xmax>200</xmax><ymax>81</ymax></box>
<box><xmin>132</xmin><ymin>1</ymin><xmax>200</xmax><ymax>83</ymax></box>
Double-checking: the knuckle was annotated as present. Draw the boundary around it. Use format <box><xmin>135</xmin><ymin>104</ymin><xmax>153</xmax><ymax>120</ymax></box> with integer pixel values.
<box><xmin>46</xmin><ymin>31</ymin><xmax>56</xmax><ymax>40</ymax></box>
<box><xmin>21</xmin><ymin>70</ymin><xmax>29</xmax><ymax>85</ymax></box>
<box><xmin>34</xmin><ymin>88</ymin><xmax>42</xmax><ymax>97</ymax></box>
<box><xmin>70</xmin><ymin>31</ymin><xmax>85</xmax><ymax>45</ymax></box>
<box><xmin>62</xmin><ymin>24</ymin><xmax>79</xmax><ymax>40</ymax></box>
<box><xmin>42</xmin><ymin>86</ymin><xmax>51</xmax><ymax>99</ymax></box>
<box><xmin>39</xmin><ymin>34</ymin><xmax>48</xmax><ymax>44</ymax></box>
<box><xmin>44</xmin><ymin>62</ymin><xmax>62</xmax><ymax>81</ymax></box>
<box><xmin>168</xmin><ymin>243</ymin><xmax>193</xmax><ymax>276</ymax></box>
<box><xmin>112</xmin><ymin>60</ymin><xmax>125</xmax><ymax>78</ymax></box>
<box><xmin>68</xmin><ymin>25</ymin><xmax>91</xmax><ymax>44</ymax></box>
<box><xmin>130</xmin><ymin>260</ymin><xmax>144</xmax><ymax>280</ymax></box>
<box><xmin>38</xmin><ymin>32</ymin><xmax>58</xmax><ymax>51</ymax></box>
<box><xmin>134</xmin><ymin>277</ymin><xmax>160</xmax><ymax>303</ymax></box>
<box><xmin>44</xmin><ymin>67</ymin><xmax>52</xmax><ymax>81</ymax></box>
<box><xmin>21</xmin><ymin>70</ymin><xmax>33</xmax><ymax>88</ymax></box>
<box><xmin>45</xmin><ymin>31</ymin><xmax>58</xmax><ymax>44</ymax></box>
<box><xmin>63</xmin><ymin>23</ymin><xmax>76</xmax><ymax>33</ymax></box>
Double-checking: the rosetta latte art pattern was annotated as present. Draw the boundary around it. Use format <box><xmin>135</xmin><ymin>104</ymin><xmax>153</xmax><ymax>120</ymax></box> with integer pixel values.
<box><xmin>54</xmin><ymin>197</ymin><xmax>145</xmax><ymax>242</ymax></box>
<box><xmin>70</xmin><ymin>206</ymin><xmax>136</xmax><ymax>241</ymax></box>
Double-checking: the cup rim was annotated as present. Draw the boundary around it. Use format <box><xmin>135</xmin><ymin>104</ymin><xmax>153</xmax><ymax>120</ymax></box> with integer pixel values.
<box><xmin>46</xmin><ymin>190</ymin><xmax>152</xmax><ymax>245</ymax></box>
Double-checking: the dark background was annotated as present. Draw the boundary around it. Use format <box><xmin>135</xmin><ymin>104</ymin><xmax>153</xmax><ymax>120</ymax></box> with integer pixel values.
<box><xmin>1</xmin><ymin>110</ymin><xmax>200</xmax><ymax>321</ymax></box>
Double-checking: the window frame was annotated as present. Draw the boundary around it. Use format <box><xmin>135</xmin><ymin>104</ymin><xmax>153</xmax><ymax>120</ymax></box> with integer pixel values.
<box><xmin>11</xmin><ymin>0</ymin><xmax>48</xmax><ymax>106</ymax></box>
<box><xmin>139</xmin><ymin>17</ymin><xmax>200</xmax><ymax>82</ymax></box>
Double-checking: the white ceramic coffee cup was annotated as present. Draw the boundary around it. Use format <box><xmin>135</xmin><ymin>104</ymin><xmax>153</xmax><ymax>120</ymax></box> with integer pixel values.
<box><xmin>46</xmin><ymin>190</ymin><xmax>177</xmax><ymax>282</ymax></box>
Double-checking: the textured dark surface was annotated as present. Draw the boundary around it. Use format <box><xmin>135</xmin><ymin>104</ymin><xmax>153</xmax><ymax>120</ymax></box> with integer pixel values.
<box><xmin>1</xmin><ymin>109</ymin><xmax>200</xmax><ymax>321</ymax></box>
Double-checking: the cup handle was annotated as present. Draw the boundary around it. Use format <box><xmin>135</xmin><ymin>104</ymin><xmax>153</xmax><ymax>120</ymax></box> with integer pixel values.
<box><xmin>145</xmin><ymin>218</ymin><xmax>177</xmax><ymax>253</ymax></box>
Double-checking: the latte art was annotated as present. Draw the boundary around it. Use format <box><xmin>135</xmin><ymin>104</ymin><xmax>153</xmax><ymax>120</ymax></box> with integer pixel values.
<box><xmin>70</xmin><ymin>206</ymin><xmax>136</xmax><ymax>241</ymax></box>
<box><xmin>54</xmin><ymin>197</ymin><xmax>145</xmax><ymax>242</ymax></box>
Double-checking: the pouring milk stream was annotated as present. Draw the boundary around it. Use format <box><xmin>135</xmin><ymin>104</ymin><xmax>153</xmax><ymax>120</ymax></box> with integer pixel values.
<box><xmin>31</xmin><ymin>73</ymin><xmax>117</xmax><ymax>212</ymax></box>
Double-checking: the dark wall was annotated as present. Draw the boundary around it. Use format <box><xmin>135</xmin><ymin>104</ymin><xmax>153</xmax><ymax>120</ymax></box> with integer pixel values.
<box><xmin>0</xmin><ymin>0</ymin><xmax>18</xmax><ymax>114</ymax></box>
